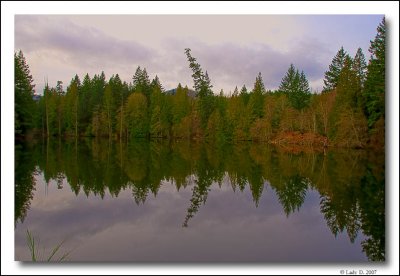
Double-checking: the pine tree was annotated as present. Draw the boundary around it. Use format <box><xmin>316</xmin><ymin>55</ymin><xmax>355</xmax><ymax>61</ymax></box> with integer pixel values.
<box><xmin>248</xmin><ymin>72</ymin><xmax>266</xmax><ymax>119</ymax></box>
<box><xmin>323</xmin><ymin>47</ymin><xmax>349</xmax><ymax>92</ymax></box>
<box><xmin>353</xmin><ymin>48</ymin><xmax>367</xmax><ymax>89</ymax></box>
<box><xmin>330</xmin><ymin>55</ymin><xmax>368</xmax><ymax>147</ymax></box>
<box><xmin>279</xmin><ymin>64</ymin><xmax>298</xmax><ymax>94</ymax></box>
<box><xmin>240</xmin><ymin>85</ymin><xmax>248</xmax><ymax>95</ymax></box>
<box><xmin>364</xmin><ymin>17</ymin><xmax>385</xmax><ymax>128</ymax></box>
<box><xmin>184</xmin><ymin>48</ymin><xmax>214</xmax><ymax>129</ymax></box>
<box><xmin>279</xmin><ymin>64</ymin><xmax>311</xmax><ymax>110</ymax></box>
<box><xmin>15</xmin><ymin>50</ymin><xmax>36</xmax><ymax>135</ymax></box>
<box><xmin>232</xmin><ymin>86</ymin><xmax>239</xmax><ymax>96</ymax></box>
<box><xmin>103</xmin><ymin>84</ymin><xmax>114</xmax><ymax>137</ymax></box>
<box><xmin>150</xmin><ymin>75</ymin><xmax>163</xmax><ymax>92</ymax></box>
<box><xmin>132</xmin><ymin>67</ymin><xmax>151</xmax><ymax>108</ymax></box>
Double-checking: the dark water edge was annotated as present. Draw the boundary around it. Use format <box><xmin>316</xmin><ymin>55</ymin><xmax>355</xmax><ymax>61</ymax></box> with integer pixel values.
<box><xmin>15</xmin><ymin>137</ymin><xmax>385</xmax><ymax>262</ymax></box>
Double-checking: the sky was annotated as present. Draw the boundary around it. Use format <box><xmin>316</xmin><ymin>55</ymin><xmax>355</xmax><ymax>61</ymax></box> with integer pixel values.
<box><xmin>14</xmin><ymin>14</ymin><xmax>383</xmax><ymax>95</ymax></box>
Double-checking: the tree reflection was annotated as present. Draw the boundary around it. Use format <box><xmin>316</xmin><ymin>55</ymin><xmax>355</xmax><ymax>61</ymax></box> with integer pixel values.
<box><xmin>15</xmin><ymin>138</ymin><xmax>385</xmax><ymax>260</ymax></box>
<box><xmin>15</xmin><ymin>142</ymin><xmax>38</xmax><ymax>225</ymax></box>
<box><xmin>274</xmin><ymin>175</ymin><xmax>310</xmax><ymax>216</ymax></box>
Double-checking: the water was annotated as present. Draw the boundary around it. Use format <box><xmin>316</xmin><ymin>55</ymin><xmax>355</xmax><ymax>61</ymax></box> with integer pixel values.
<box><xmin>14</xmin><ymin>138</ymin><xmax>385</xmax><ymax>262</ymax></box>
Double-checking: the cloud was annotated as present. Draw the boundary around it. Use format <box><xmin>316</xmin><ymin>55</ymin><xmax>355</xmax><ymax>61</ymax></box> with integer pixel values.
<box><xmin>15</xmin><ymin>15</ymin><xmax>374</xmax><ymax>94</ymax></box>
<box><xmin>15</xmin><ymin>16</ymin><xmax>154</xmax><ymax>68</ymax></box>
<box><xmin>163</xmin><ymin>37</ymin><xmax>330</xmax><ymax>93</ymax></box>
<box><xmin>15</xmin><ymin>15</ymin><xmax>157</xmax><ymax>91</ymax></box>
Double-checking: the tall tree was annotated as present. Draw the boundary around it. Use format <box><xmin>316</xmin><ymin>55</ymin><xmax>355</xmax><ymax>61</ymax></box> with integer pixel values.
<box><xmin>15</xmin><ymin>50</ymin><xmax>35</xmax><ymax>135</ymax></box>
<box><xmin>248</xmin><ymin>72</ymin><xmax>266</xmax><ymax>119</ymax></box>
<box><xmin>133</xmin><ymin>66</ymin><xmax>151</xmax><ymax>102</ymax></box>
<box><xmin>279</xmin><ymin>64</ymin><xmax>297</xmax><ymax>94</ymax></box>
<box><xmin>279</xmin><ymin>64</ymin><xmax>311</xmax><ymax>110</ymax></box>
<box><xmin>232</xmin><ymin>86</ymin><xmax>239</xmax><ymax>96</ymax></box>
<box><xmin>352</xmin><ymin>47</ymin><xmax>367</xmax><ymax>90</ymax></box>
<box><xmin>79</xmin><ymin>73</ymin><xmax>92</xmax><ymax>133</ymax></box>
<box><xmin>55</xmin><ymin>81</ymin><xmax>64</xmax><ymax>136</ymax></box>
<box><xmin>330</xmin><ymin>56</ymin><xmax>368</xmax><ymax>147</ymax></box>
<box><xmin>65</xmin><ymin>76</ymin><xmax>80</xmax><ymax>137</ymax></box>
<box><xmin>364</xmin><ymin>17</ymin><xmax>385</xmax><ymax>128</ymax></box>
<box><xmin>103</xmin><ymin>84</ymin><xmax>114</xmax><ymax>137</ymax></box>
<box><xmin>323</xmin><ymin>47</ymin><xmax>349</xmax><ymax>92</ymax></box>
<box><xmin>43</xmin><ymin>83</ymin><xmax>58</xmax><ymax>136</ymax></box>
<box><xmin>126</xmin><ymin>92</ymin><xmax>148</xmax><ymax>138</ymax></box>
<box><xmin>184</xmin><ymin>48</ymin><xmax>214</xmax><ymax>129</ymax></box>
<box><xmin>150</xmin><ymin>75</ymin><xmax>163</xmax><ymax>92</ymax></box>
<box><xmin>240</xmin><ymin>85</ymin><xmax>248</xmax><ymax>95</ymax></box>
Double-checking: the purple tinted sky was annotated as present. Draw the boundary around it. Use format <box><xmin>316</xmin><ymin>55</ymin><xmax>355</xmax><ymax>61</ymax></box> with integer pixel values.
<box><xmin>15</xmin><ymin>15</ymin><xmax>383</xmax><ymax>94</ymax></box>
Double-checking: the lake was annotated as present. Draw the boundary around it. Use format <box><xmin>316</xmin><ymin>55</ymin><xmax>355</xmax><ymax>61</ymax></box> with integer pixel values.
<box><xmin>14</xmin><ymin>138</ymin><xmax>385</xmax><ymax>262</ymax></box>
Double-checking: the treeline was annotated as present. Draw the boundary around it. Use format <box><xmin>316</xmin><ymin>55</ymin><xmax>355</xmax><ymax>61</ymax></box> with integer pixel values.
<box><xmin>15</xmin><ymin>139</ymin><xmax>385</xmax><ymax>260</ymax></box>
<box><xmin>15</xmin><ymin>18</ymin><xmax>385</xmax><ymax>149</ymax></box>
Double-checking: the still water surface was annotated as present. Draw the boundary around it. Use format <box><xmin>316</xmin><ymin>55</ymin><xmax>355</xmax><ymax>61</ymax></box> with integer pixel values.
<box><xmin>15</xmin><ymin>139</ymin><xmax>385</xmax><ymax>262</ymax></box>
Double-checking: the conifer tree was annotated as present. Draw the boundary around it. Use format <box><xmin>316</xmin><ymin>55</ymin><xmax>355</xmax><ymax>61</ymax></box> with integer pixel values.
<box><xmin>352</xmin><ymin>47</ymin><xmax>367</xmax><ymax>89</ymax></box>
<box><xmin>364</xmin><ymin>17</ymin><xmax>385</xmax><ymax>128</ymax></box>
<box><xmin>279</xmin><ymin>64</ymin><xmax>311</xmax><ymax>110</ymax></box>
<box><xmin>248</xmin><ymin>72</ymin><xmax>266</xmax><ymax>119</ymax></box>
<box><xmin>15</xmin><ymin>50</ymin><xmax>35</xmax><ymax>135</ymax></box>
<box><xmin>323</xmin><ymin>47</ymin><xmax>349</xmax><ymax>92</ymax></box>
<box><xmin>184</xmin><ymin>48</ymin><xmax>214</xmax><ymax>129</ymax></box>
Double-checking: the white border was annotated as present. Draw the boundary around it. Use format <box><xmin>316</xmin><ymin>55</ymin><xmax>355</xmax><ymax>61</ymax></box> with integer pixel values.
<box><xmin>2</xmin><ymin>1</ymin><xmax>399</xmax><ymax>275</ymax></box>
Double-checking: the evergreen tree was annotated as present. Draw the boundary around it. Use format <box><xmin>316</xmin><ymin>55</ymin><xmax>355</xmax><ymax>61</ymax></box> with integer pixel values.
<box><xmin>279</xmin><ymin>64</ymin><xmax>297</xmax><ymax>94</ymax></box>
<box><xmin>336</xmin><ymin>56</ymin><xmax>359</xmax><ymax>108</ymax></box>
<box><xmin>248</xmin><ymin>72</ymin><xmax>266</xmax><ymax>119</ymax></box>
<box><xmin>103</xmin><ymin>84</ymin><xmax>114</xmax><ymax>137</ymax></box>
<box><xmin>330</xmin><ymin>55</ymin><xmax>368</xmax><ymax>147</ymax></box>
<box><xmin>65</xmin><ymin>76</ymin><xmax>80</xmax><ymax>137</ymax></box>
<box><xmin>150</xmin><ymin>75</ymin><xmax>163</xmax><ymax>92</ymax></box>
<box><xmin>364</xmin><ymin>17</ymin><xmax>385</xmax><ymax>128</ymax></box>
<box><xmin>79</xmin><ymin>73</ymin><xmax>92</xmax><ymax>133</ymax></box>
<box><xmin>126</xmin><ymin>92</ymin><xmax>148</xmax><ymax>138</ymax></box>
<box><xmin>240</xmin><ymin>85</ymin><xmax>248</xmax><ymax>95</ymax></box>
<box><xmin>279</xmin><ymin>64</ymin><xmax>311</xmax><ymax>110</ymax></box>
<box><xmin>55</xmin><ymin>81</ymin><xmax>65</xmax><ymax>136</ymax></box>
<box><xmin>232</xmin><ymin>86</ymin><xmax>239</xmax><ymax>96</ymax></box>
<box><xmin>184</xmin><ymin>48</ymin><xmax>214</xmax><ymax>129</ymax></box>
<box><xmin>353</xmin><ymin>48</ymin><xmax>367</xmax><ymax>89</ymax></box>
<box><xmin>133</xmin><ymin>66</ymin><xmax>151</xmax><ymax>104</ymax></box>
<box><xmin>323</xmin><ymin>47</ymin><xmax>349</xmax><ymax>92</ymax></box>
<box><xmin>15</xmin><ymin>50</ymin><xmax>36</xmax><ymax>135</ymax></box>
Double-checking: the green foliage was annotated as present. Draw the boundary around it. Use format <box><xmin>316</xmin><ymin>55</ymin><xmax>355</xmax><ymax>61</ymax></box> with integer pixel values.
<box><xmin>364</xmin><ymin>17</ymin><xmax>385</xmax><ymax>129</ymax></box>
<box><xmin>65</xmin><ymin>77</ymin><xmax>80</xmax><ymax>137</ymax></box>
<box><xmin>150</xmin><ymin>84</ymin><xmax>172</xmax><ymax>138</ymax></box>
<box><xmin>328</xmin><ymin>55</ymin><xmax>368</xmax><ymax>147</ymax></box>
<box><xmin>126</xmin><ymin>92</ymin><xmax>149</xmax><ymax>138</ymax></box>
<box><xmin>323</xmin><ymin>47</ymin><xmax>349</xmax><ymax>92</ymax></box>
<box><xmin>184</xmin><ymin>48</ymin><xmax>214</xmax><ymax>129</ymax></box>
<box><xmin>15</xmin><ymin>50</ymin><xmax>36</xmax><ymax>134</ymax></box>
<box><xmin>15</xmin><ymin>32</ymin><xmax>384</xmax><ymax>149</ymax></box>
<box><xmin>248</xmin><ymin>72</ymin><xmax>266</xmax><ymax>119</ymax></box>
<box><xmin>103</xmin><ymin>84</ymin><xmax>115</xmax><ymax>137</ymax></box>
<box><xmin>26</xmin><ymin>229</ymin><xmax>70</xmax><ymax>262</ymax></box>
<box><xmin>133</xmin><ymin>66</ymin><xmax>151</xmax><ymax>99</ymax></box>
<box><xmin>279</xmin><ymin>64</ymin><xmax>311</xmax><ymax>110</ymax></box>
<box><xmin>353</xmin><ymin>48</ymin><xmax>367</xmax><ymax>89</ymax></box>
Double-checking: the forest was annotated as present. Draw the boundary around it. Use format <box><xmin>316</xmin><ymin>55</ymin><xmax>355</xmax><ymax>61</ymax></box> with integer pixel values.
<box><xmin>15</xmin><ymin>18</ymin><xmax>385</xmax><ymax>149</ymax></box>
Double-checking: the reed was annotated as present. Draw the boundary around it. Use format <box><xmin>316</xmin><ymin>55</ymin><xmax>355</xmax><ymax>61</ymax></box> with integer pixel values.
<box><xmin>26</xmin><ymin>229</ymin><xmax>70</xmax><ymax>262</ymax></box>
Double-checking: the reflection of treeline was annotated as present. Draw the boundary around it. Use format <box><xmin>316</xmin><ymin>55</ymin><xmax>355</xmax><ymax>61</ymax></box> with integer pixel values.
<box><xmin>15</xmin><ymin>142</ymin><xmax>37</xmax><ymax>226</ymax></box>
<box><xmin>15</xmin><ymin>139</ymin><xmax>384</xmax><ymax>260</ymax></box>
<box><xmin>16</xmin><ymin>19</ymin><xmax>385</xmax><ymax>150</ymax></box>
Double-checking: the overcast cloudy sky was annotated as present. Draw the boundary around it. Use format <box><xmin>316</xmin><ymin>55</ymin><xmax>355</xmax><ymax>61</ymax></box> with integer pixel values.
<box><xmin>14</xmin><ymin>14</ymin><xmax>382</xmax><ymax>94</ymax></box>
